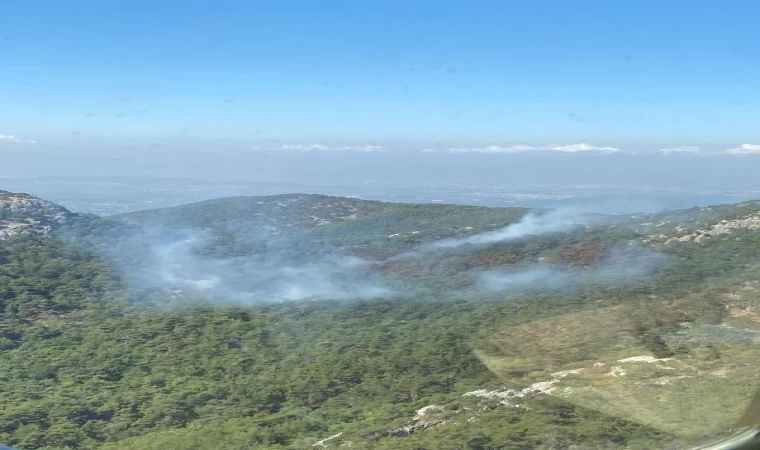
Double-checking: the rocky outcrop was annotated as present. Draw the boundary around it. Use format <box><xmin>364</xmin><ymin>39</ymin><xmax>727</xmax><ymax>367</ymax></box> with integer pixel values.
<box><xmin>644</xmin><ymin>212</ymin><xmax>760</xmax><ymax>245</ymax></box>
<box><xmin>0</xmin><ymin>191</ymin><xmax>72</xmax><ymax>239</ymax></box>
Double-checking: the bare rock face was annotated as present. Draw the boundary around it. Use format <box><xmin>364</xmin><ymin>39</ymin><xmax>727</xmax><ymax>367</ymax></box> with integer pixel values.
<box><xmin>0</xmin><ymin>191</ymin><xmax>72</xmax><ymax>239</ymax></box>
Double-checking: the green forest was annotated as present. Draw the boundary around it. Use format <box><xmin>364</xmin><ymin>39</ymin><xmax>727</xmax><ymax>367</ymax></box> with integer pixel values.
<box><xmin>2</xmin><ymin>193</ymin><xmax>760</xmax><ymax>449</ymax></box>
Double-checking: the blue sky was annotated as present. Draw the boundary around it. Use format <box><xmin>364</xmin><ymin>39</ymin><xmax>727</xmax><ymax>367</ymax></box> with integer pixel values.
<box><xmin>2</xmin><ymin>0</ymin><xmax>760</xmax><ymax>182</ymax></box>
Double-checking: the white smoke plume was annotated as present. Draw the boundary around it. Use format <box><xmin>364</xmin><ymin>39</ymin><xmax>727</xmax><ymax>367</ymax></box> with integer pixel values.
<box><xmin>385</xmin><ymin>207</ymin><xmax>607</xmax><ymax>261</ymax></box>
<box><xmin>430</xmin><ymin>209</ymin><xmax>592</xmax><ymax>249</ymax></box>
<box><xmin>79</xmin><ymin>202</ymin><xmax>668</xmax><ymax>303</ymax></box>
<box><xmin>477</xmin><ymin>244</ymin><xmax>670</xmax><ymax>292</ymax></box>
<box><xmin>145</xmin><ymin>234</ymin><xmax>393</xmax><ymax>302</ymax></box>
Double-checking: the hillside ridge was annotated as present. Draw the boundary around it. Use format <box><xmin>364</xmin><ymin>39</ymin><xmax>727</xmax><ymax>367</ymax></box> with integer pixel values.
<box><xmin>3</xmin><ymin>189</ymin><xmax>760</xmax><ymax>449</ymax></box>
<box><xmin>0</xmin><ymin>190</ymin><xmax>73</xmax><ymax>239</ymax></box>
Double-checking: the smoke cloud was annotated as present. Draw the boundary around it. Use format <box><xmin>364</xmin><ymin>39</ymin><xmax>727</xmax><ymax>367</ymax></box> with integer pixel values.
<box><xmin>477</xmin><ymin>244</ymin><xmax>670</xmax><ymax>292</ymax></box>
<box><xmin>74</xmin><ymin>203</ymin><xmax>669</xmax><ymax>303</ymax></box>
<box><xmin>138</xmin><ymin>233</ymin><xmax>393</xmax><ymax>302</ymax></box>
<box><xmin>429</xmin><ymin>209</ymin><xmax>592</xmax><ymax>249</ymax></box>
<box><xmin>389</xmin><ymin>207</ymin><xmax>610</xmax><ymax>261</ymax></box>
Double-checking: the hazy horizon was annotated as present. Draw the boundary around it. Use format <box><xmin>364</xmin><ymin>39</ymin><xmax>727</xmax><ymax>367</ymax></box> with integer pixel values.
<box><xmin>4</xmin><ymin>1</ymin><xmax>760</xmax><ymax>196</ymax></box>
<box><xmin>3</xmin><ymin>175</ymin><xmax>760</xmax><ymax>217</ymax></box>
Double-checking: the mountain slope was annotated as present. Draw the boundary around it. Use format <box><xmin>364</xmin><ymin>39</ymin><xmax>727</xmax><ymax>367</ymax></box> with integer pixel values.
<box><xmin>111</xmin><ymin>193</ymin><xmax>530</xmax><ymax>259</ymax></box>
<box><xmin>0</xmin><ymin>191</ymin><xmax>72</xmax><ymax>239</ymax></box>
<box><xmin>2</xmin><ymin>192</ymin><xmax>760</xmax><ymax>449</ymax></box>
<box><xmin>111</xmin><ymin>194</ymin><xmax>384</xmax><ymax>234</ymax></box>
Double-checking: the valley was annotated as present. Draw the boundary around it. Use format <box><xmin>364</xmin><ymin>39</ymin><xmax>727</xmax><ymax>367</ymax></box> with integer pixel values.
<box><xmin>1</xmin><ymin>191</ymin><xmax>760</xmax><ymax>449</ymax></box>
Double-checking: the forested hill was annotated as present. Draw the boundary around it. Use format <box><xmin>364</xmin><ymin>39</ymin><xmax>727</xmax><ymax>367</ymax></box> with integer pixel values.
<box><xmin>110</xmin><ymin>193</ymin><xmax>532</xmax><ymax>239</ymax></box>
<box><xmin>2</xmin><ymin>191</ymin><xmax>760</xmax><ymax>449</ymax></box>
<box><xmin>110</xmin><ymin>194</ymin><xmax>530</xmax><ymax>259</ymax></box>
<box><xmin>111</xmin><ymin>194</ymin><xmax>389</xmax><ymax>232</ymax></box>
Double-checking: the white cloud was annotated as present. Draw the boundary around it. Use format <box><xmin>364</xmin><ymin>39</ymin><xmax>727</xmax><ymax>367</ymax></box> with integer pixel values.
<box><xmin>547</xmin><ymin>143</ymin><xmax>619</xmax><ymax>153</ymax></box>
<box><xmin>723</xmin><ymin>144</ymin><xmax>760</xmax><ymax>155</ymax></box>
<box><xmin>281</xmin><ymin>144</ymin><xmax>385</xmax><ymax>152</ymax></box>
<box><xmin>281</xmin><ymin>144</ymin><xmax>331</xmax><ymax>151</ymax></box>
<box><xmin>435</xmin><ymin>145</ymin><xmax>523</xmax><ymax>154</ymax></box>
<box><xmin>0</xmin><ymin>134</ymin><xmax>36</xmax><ymax>144</ymax></box>
<box><xmin>335</xmin><ymin>145</ymin><xmax>385</xmax><ymax>152</ymax></box>
<box><xmin>425</xmin><ymin>143</ymin><xmax>620</xmax><ymax>154</ymax></box>
<box><xmin>658</xmin><ymin>146</ymin><xmax>701</xmax><ymax>154</ymax></box>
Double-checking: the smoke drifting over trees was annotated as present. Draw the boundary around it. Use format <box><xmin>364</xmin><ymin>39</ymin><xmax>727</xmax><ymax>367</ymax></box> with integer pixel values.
<box><xmin>92</xmin><ymin>202</ymin><xmax>670</xmax><ymax>303</ymax></box>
